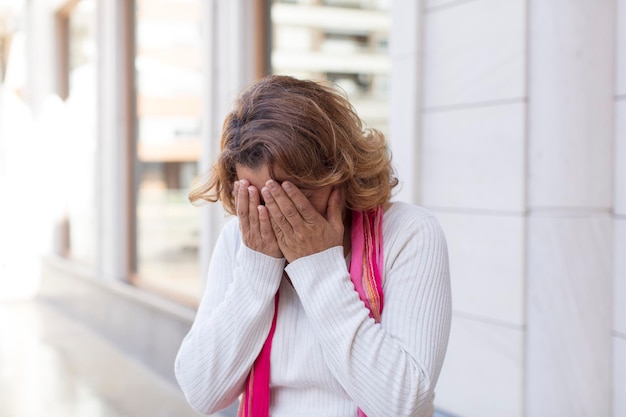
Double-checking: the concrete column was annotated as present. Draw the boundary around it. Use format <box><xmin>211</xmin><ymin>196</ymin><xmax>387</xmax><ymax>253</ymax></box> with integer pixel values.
<box><xmin>97</xmin><ymin>0</ymin><xmax>135</xmax><ymax>281</ymax></box>
<box><xmin>526</xmin><ymin>1</ymin><xmax>614</xmax><ymax>415</ymax></box>
<box><xmin>199</xmin><ymin>0</ymin><xmax>263</xmax><ymax>282</ymax></box>
<box><xmin>199</xmin><ymin>0</ymin><xmax>220</xmax><ymax>283</ymax></box>
<box><xmin>389</xmin><ymin>0</ymin><xmax>423</xmax><ymax>204</ymax></box>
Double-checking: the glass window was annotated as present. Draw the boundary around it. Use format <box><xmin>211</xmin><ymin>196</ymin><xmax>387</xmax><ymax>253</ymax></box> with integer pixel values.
<box><xmin>134</xmin><ymin>0</ymin><xmax>203</xmax><ymax>305</ymax></box>
<box><xmin>271</xmin><ymin>0</ymin><xmax>391</xmax><ymax>135</ymax></box>
<box><xmin>0</xmin><ymin>30</ymin><xmax>11</xmax><ymax>82</ymax></box>
<box><xmin>62</xmin><ymin>0</ymin><xmax>98</xmax><ymax>265</ymax></box>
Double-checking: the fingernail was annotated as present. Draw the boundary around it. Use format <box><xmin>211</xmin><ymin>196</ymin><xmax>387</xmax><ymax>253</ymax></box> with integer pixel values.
<box><xmin>282</xmin><ymin>181</ymin><xmax>292</xmax><ymax>191</ymax></box>
<box><xmin>248</xmin><ymin>186</ymin><xmax>254</xmax><ymax>195</ymax></box>
<box><xmin>266</xmin><ymin>180</ymin><xmax>277</xmax><ymax>190</ymax></box>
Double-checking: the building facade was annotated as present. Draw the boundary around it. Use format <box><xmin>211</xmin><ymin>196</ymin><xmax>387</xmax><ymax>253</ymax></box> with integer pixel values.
<box><xmin>0</xmin><ymin>0</ymin><xmax>624</xmax><ymax>416</ymax></box>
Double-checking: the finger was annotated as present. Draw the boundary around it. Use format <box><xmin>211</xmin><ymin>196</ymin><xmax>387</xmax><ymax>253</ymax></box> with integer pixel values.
<box><xmin>237</xmin><ymin>179</ymin><xmax>250</xmax><ymax>232</ymax></box>
<box><xmin>264</xmin><ymin>180</ymin><xmax>305</xmax><ymax>227</ymax></box>
<box><xmin>247</xmin><ymin>185</ymin><xmax>261</xmax><ymax>232</ymax></box>
<box><xmin>262</xmin><ymin>184</ymin><xmax>293</xmax><ymax>234</ymax></box>
<box><xmin>266</xmin><ymin>206</ymin><xmax>287</xmax><ymax>247</ymax></box>
<box><xmin>237</xmin><ymin>179</ymin><xmax>250</xmax><ymax>216</ymax></box>
<box><xmin>326</xmin><ymin>187</ymin><xmax>344</xmax><ymax>231</ymax></box>
<box><xmin>280</xmin><ymin>181</ymin><xmax>320</xmax><ymax>222</ymax></box>
<box><xmin>233</xmin><ymin>180</ymin><xmax>240</xmax><ymax>210</ymax></box>
<box><xmin>257</xmin><ymin>205</ymin><xmax>276</xmax><ymax>241</ymax></box>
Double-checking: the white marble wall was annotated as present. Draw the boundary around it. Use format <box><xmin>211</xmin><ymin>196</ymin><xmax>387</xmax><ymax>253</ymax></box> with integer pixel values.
<box><xmin>526</xmin><ymin>1</ymin><xmax>614</xmax><ymax>416</ymax></box>
<box><xmin>526</xmin><ymin>216</ymin><xmax>612</xmax><ymax>415</ymax></box>
<box><xmin>389</xmin><ymin>0</ymin><xmax>421</xmax><ymax>203</ymax></box>
<box><xmin>614</xmin><ymin>1</ymin><xmax>626</xmax><ymax>415</ymax></box>
<box><xmin>421</xmin><ymin>103</ymin><xmax>525</xmax><ymax>212</ymax></box>
<box><xmin>617</xmin><ymin>103</ymin><xmax>626</xmax><ymax>216</ymax></box>
<box><xmin>617</xmin><ymin>0</ymin><xmax>626</xmax><ymax>105</ymax></box>
<box><xmin>422</xmin><ymin>0</ymin><xmax>525</xmax><ymax>109</ymax></box>
<box><xmin>435</xmin><ymin>212</ymin><xmax>525</xmax><ymax>326</ymax></box>
<box><xmin>391</xmin><ymin>0</ymin><xmax>620</xmax><ymax>416</ymax></box>
<box><xmin>434</xmin><ymin>316</ymin><xmax>523</xmax><ymax>417</ymax></box>
<box><xmin>616</xmin><ymin>220</ymin><xmax>626</xmax><ymax>417</ymax></box>
<box><xmin>396</xmin><ymin>0</ymin><xmax>527</xmax><ymax>416</ymax></box>
<box><xmin>527</xmin><ymin>4</ymin><xmax>614</xmax><ymax>209</ymax></box>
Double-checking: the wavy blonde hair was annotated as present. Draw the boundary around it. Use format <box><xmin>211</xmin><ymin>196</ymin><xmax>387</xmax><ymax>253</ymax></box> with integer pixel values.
<box><xmin>189</xmin><ymin>75</ymin><xmax>398</xmax><ymax>214</ymax></box>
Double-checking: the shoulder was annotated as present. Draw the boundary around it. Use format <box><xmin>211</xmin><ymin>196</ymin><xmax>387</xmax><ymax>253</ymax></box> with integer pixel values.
<box><xmin>382</xmin><ymin>202</ymin><xmax>448</xmax><ymax>256</ymax></box>
<box><xmin>215</xmin><ymin>216</ymin><xmax>242</xmax><ymax>253</ymax></box>
<box><xmin>384</xmin><ymin>201</ymin><xmax>434</xmax><ymax>219</ymax></box>
<box><xmin>222</xmin><ymin>215</ymin><xmax>240</xmax><ymax>235</ymax></box>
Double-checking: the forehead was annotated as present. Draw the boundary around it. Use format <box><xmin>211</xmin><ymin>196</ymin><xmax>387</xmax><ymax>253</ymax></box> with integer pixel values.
<box><xmin>235</xmin><ymin>164</ymin><xmax>292</xmax><ymax>183</ymax></box>
<box><xmin>235</xmin><ymin>164</ymin><xmax>320</xmax><ymax>194</ymax></box>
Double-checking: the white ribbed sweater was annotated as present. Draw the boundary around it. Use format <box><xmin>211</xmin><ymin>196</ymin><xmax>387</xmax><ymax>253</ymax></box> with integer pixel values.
<box><xmin>175</xmin><ymin>202</ymin><xmax>452</xmax><ymax>417</ymax></box>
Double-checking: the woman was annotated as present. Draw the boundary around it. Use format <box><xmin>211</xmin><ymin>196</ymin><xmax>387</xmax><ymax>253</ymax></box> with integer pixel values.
<box><xmin>175</xmin><ymin>75</ymin><xmax>451</xmax><ymax>417</ymax></box>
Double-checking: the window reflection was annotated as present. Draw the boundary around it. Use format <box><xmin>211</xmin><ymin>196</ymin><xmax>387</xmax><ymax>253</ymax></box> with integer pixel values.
<box><xmin>271</xmin><ymin>0</ymin><xmax>390</xmax><ymax>134</ymax></box>
<box><xmin>134</xmin><ymin>0</ymin><xmax>202</xmax><ymax>305</ymax></box>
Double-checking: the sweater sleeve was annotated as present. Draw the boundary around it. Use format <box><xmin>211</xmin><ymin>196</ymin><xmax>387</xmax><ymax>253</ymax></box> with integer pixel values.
<box><xmin>175</xmin><ymin>219</ymin><xmax>286</xmax><ymax>415</ymax></box>
<box><xmin>285</xmin><ymin>211</ymin><xmax>451</xmax><ymax>417</ymax></box>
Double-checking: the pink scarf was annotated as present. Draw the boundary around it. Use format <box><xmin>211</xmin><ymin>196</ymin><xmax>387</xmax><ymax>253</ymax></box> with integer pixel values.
<box><xmin>238</xmin><ymin>207</ymin><xmax>384</xmax><ymax>417</ymax></box>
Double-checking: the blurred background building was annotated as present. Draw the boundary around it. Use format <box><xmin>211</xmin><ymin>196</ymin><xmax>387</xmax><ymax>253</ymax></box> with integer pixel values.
<box><xmin>0</xmin><ymin>0</ymin><xmax>624</xmax><ymax>416</ymax></box>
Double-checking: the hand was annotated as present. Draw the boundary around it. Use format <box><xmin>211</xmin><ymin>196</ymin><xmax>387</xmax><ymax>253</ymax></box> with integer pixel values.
<box><xmin>261</xmin><ymin>180</ymin><xmax>344</xmax><ymax>263</ymax></box>
<box><xmin>235</xmin><ymin>179</ymin><xmax>283</xmax><ymax>258</ymax></box>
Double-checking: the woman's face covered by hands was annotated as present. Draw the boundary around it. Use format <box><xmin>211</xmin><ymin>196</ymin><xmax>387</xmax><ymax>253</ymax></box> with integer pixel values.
<box><xmin>234</xmin><ymin>164</ymin><xmax>345</xmax><ymax>262</ymax></box>
<box><xmin>236</xmin><ymin>164</ymin><xmax>334</xmax><ymax>216</ymax></box>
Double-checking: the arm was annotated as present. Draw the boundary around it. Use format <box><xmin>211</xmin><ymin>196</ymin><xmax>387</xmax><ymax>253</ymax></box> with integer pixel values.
<box><xmin>176</xmin><ymin>180</ymin><xmax>285</xmax><ymax>414</ymax></box>
<box><xmin>174</xmin><ymin>220</ymin><xmax>285</xmax><ymax>415</ymax></box>
<box><xmin>286</xmin><ymin>211</ymin><xmax>451</xmax><ymax>417</ymax></box>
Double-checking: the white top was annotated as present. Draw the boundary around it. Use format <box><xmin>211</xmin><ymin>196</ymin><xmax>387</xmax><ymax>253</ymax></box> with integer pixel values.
<box><xmin>175</xmin><ymin>202</ymin><xmax>452</xmax><ymax>417</ymax></box>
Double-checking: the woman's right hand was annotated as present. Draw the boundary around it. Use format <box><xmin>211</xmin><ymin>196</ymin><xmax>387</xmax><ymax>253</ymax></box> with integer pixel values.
<box><xmin>235</xmin><ymin>179</ymin><xmax>283</xmax><ymax>258</ymax></box>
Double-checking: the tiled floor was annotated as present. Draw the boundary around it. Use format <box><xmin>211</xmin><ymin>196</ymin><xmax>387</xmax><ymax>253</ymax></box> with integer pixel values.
<box><xmin>0</xmin><ymin>299</ymin><xmax>202</xmax><ymax>417</ymax></box>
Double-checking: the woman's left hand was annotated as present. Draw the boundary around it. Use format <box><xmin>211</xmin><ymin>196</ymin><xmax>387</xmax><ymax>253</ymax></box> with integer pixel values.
<box><xmin>261</xmin><ymin>180</ymin><xmax>344</xmax><ymax>263</ymax></box>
